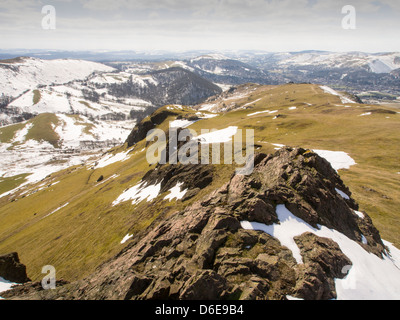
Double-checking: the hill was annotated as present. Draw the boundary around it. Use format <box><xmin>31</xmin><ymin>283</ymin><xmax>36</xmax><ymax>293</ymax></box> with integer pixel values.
<box><xmin>0</xmin><ymin>83</ymin><xmax>399</xmax><ymax>300</ymax></box>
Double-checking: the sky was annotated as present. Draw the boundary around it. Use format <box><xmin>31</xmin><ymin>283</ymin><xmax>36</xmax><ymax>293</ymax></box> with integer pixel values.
<box><xmin>0</xmin><ymin>0</ymin><xmax>399</xmax><ymax>53</ymax></box>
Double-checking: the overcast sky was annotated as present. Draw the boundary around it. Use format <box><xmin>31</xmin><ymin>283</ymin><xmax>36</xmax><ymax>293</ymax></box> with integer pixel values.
<box><xmin>0</xmin><ymin>0</ymin><xmax>399</xmax><ymax>52</ymax></box>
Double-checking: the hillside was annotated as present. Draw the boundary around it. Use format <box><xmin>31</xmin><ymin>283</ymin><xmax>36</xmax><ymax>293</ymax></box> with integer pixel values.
<box><xmin>0</xmin><ymin>58</ymin><xmax>222</xmax><ymax>127</ymax></box>
<box><xmin>0</xmin><ymin>57</ymin><xmax>115</xmax><ymax>98</ymax></box>
<box><xmin>0</xmin><ymin>83</ymin><xmax>399</xmax><ymax>300</ymax></box>
<box><xmin>0</xmin><ymin>113</ymin><xmax>134</xmax><ymax>196</ymax></box>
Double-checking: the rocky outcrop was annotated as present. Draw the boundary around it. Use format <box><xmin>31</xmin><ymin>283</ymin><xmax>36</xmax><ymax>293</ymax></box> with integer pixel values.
<box><xmin>0</xmin><ymin>252</ymin><xmax>30</xmax><ymax>283</ymax></box>
<box><xmin>125</xmin><ymin>108</ymin><xmax>178</xmax><ymax>147</ymax></box>
<box><xmin>3</xmin><ymin>147</ymin><xmax>387</xmax><ymax>300</ymax></box>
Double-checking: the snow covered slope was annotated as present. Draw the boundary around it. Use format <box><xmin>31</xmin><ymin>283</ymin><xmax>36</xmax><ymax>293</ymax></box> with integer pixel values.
<box><xmin>0</xmin><ymin>113</ymin><xmax>135</xmax><ymax>193</ymax></box>
<box><xmin>0</xmin><ymin>57</ymin><xmax>115</xmax><ymax>98</ymax></box>
<box><xmin>276</xmin><ymin>52</ymin><xmax>400</xmax><ymax>74</ymax></box>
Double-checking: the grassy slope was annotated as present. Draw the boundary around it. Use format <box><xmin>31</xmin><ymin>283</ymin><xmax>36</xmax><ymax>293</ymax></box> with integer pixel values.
<box><xmin>0</xmin><ymin>174</ymin><xmax>30</xmax><ymax>195</ymax></box>
<box><xmin>25</xmin><ymin>113</ymin><xmax>60</xmax><ymax>147</ymax></box>
<box><xmin>0</xmin><ymin>113</ymin><xmax>60</xmax><ymax>148</ymax></box>
<box><xmin>0</xmin><ymin>85</ymin><xmax>399</xmax><ymax>282</ymax></box>
<box><xmin>32</xmin><ymin>89</ymin><xmax>41</xmax><ymax>105</ymax></box>
<box><xmin>0</xmin><ymin>122</ymin><xmax>26</xmax><ymax>143</ymax></box>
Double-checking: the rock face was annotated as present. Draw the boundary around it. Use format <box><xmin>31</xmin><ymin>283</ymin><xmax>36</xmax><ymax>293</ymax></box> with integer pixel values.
<box><xmin>0</xmin><ymin>252</ymin><xmax>30</xmax><ymax>283</ymax></box>
<box><xmin>3</xmin><ymin>147</ymin><xmax>387</xmax><ymax>300</ymax></box>
<box><xmin>126</xmin><ymin>108</ymin><xmax>179</xmax><ymax>147</ymax></box>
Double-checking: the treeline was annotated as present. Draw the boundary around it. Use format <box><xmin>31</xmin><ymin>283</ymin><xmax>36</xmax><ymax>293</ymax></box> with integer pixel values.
<box><xmin>0</xmin><ymin>94</ymin><xmax>12</xmax><ymax>109</ymax></box>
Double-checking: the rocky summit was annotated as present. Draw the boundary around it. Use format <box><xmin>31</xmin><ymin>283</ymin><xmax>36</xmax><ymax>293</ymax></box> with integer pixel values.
<box><xmin>1</xmin><ymin>147</ymin><xmax>389</xmax><ymax>300</ymax></box>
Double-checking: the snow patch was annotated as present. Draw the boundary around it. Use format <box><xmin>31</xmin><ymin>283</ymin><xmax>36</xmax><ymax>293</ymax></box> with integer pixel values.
<box><xmin>247</xmin><ymin>110</ymin><xmax>278</xmax><ymax>116</ymax></box>
<box><xmin>242</xmin><ymin>98</ymin><xmax>262</xmax><ymax>108</ymax></box>
<box><xmin>354</xmin><ymin>210</ymin><xmax>365</xmax><ymax>219</ymax></box>
<box><xmin>195</xmin><ymin>112</ymin><xmax>218</xmax><ymax>119</ymax></box>
<box><xmin>335</xmin><ymin>188</ymin><xmax>350</xmax><ymax>200</ymax></box>
<box><xmin>121</xmin><ymin>234</ymin><xmax>133</xmax><ymax>244</ymax></box>
<box><xmin>164</xmin><ymin>182</ymin><xmax>188</xmax><ymax>201</ymax></box>
<box><xmin>241</xmin><ymin>204</ymin><xmax>400</xmax><ymax>300</ymax></box>
<box><xmin>199</xmin><ymin>103</ymin><xmax>217</xmax><ymax>112</ymax></box>
<box><xmin>44</xmin><ymin>202</ymin><xmax>69</xmax><ymax>218</ymax></box>
<box><xmin>113</xmin><ymin>181</ymin><xmax>162</xmax><ymax>206</ymax></box>
<box><xmin>0</xmin><ymin>277</ymin><xmax>17</xmax><ymax>297</ymax></box>
<box><xmin>320</xmin><ymin>86</ymin><xmax>355</xmax><ymax>104</ymax></box>
<box><xmin>195</xmin><ymin>126</ymin><xmax>238</xmax><ymax>144</ymax></box>
<box><xmin>313</xmin><ymin>149</ymin><xmax>356</xmax><ymax>171</ymax></box>
<box><xmin>169</xmin><ymin>119</ymin><xmax>197</xmax><ymax>128</ymax></box>
<box><xmin>95</xmin><ymin>150</ymin><xmax>131</xmax><ymax>169</ymax></box>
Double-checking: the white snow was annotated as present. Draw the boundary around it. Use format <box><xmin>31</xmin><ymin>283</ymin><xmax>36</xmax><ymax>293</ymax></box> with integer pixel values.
<box><xmin>95</xmin><ymin>150</ymin><xmax>131</xmax><ymax>169</ymax></box>
<box><xmin>286</xmin><ymin>295</ymin><xmax>304</xmax><ymax>300</ymax></box>
<box><xmin>368</xmin><ymin>59</ymin><xmax>394</xmax><ymax>74</ymax></box>
<box><xmin>0</xmin><ymin>277</ymin><xmax>17</xmax><ymax>297</ymax></box>
<box><xmin>199</xmin><ymin>103</ymin><xmax>217</xmax><ymax>112</ymax></box>
<box><xmin>11</xmin><ymin>123</ymin><xmax>33</xmax><ymax>143</ymax></box>
<box><xmin>354</xmin><ymin>210</ymin><xmax>365</xmax><ymax>219</ymax></box>
<box><xmin>195</xmin><ymin>126</ymin><xmax>238</xmax><ymax>144</ymax></box>
<box><xmin>169</xmin><ymin>119</ymin><xmax>197</xmax><ymax>128</ymax></box>
<box><xmin>247</xmin><ymin>110</ymin><xmax>278</xmax><ymax>116</ymax></box>
<box><xmin>0</xmin><ymin>57</ymin><xmax>115</xmax><ymax>98</ymax></box>
<box><xmin>335</xmin><ymin>188</ymin><xmax>350</xmax><ymax>200</ymax></box>
<box><xmin>44</xmin><ymin>202</ymin><xmax>69</xmax><ymax>218</ymax></box>
<box><xmin>361</xmin><ymin>235</ymin><xmax>368</xmax><ymax>245</ymax></box>
<box><xmin>319</xmin><ymin>86</ymin><xmax>355</xmax><ymax>104</ymax></box>
<box><xmin>0</xmin><ymin>115</ymin><xmax>134</xmax><ymax>198</ymax></box>
<box><xmin>277</xmin><ymin>52</ymin><xmax>400</xmax><ymax>74</ymax></box>
<box><xmin>272</xmin><ymin>143</ymin><xmax>285</xmax><ymax>150</ymax></box>
<box><xmin>288</xmin><ymin>106</ymin><xmax>297</xmax><ymax>110</ymax></box>
<box><xmin>164</xmin><ymin>182</ymin><xmax>188</xmax><ymax>201</ymax></box>
<box><xmin>191</xmin><ymin>54</ymin><xmax>230</xmax><ymax>62</ymax></box>
<box><xmin>195</xmin><ymin>112</ymin><xmax>218</xmax><ymax>119</ymax></box>
<box><xmin>241</xmin><ymin>204</ymin><xmax>400</xmax><ymax>300</ymax></box>
<box><xmin>121</xmin><ymin>233</ymin><xmax>133</xmax><ymax>244</ymax></box>
<box><xmin>359</xmin><ymin>112</ymin><xmax>372</xmax><ymax>116</ymax></box>
<box><xmin>113</xmin><ymin>181</ymin><xmax>162</xmax><ymax>206</ymax></box>
<box><xmin>242</xmin><ymin>98</ymin><xmax>262</xmax><ymax>108</ymax></box>
<box><xmin>313</xmin><ymin>149</ymin><xmax>356</xmax><ymax>171</ymax></box>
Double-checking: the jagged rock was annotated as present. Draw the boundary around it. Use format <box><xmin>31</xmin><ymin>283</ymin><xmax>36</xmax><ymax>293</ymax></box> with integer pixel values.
<box><xmin>239</xmin><ymin>276</ymin><xmax>269</xmax><ymax>300</ymax></box>
<box><xmin>295</xmin><ymin>232</ymin><xmax>352</xmax><ymax>279</ymax></box>
<box><xmin>0</xmin><ymin>280</ymin><xmax>69</xmax><ymax>300</ymax></box>
<box><xmin>126</xmin><ymin>108</ymin><xmax>178</xmax><ymax>147</ymax></box>
<box><xmin>179</xmin><ymin>270</ymin><xmax>228</xmax><ymax>300</ymax></box>
<box><xmin>3</xmin><ymin>147</ymin><xmax>388</xmax><ymax>300</ymax></box>
<box><xmin>141</xmin><ymin>162</ymin><xmax>214</xmax><ymax>196</ymax></box>
<box><xmin>0</xmin><ymin>252</ymin><xmax>30</xmax><ymax>283</ymax></box>
<box><xmin>291</xmin><ymin>232</ymin><xmax>352</xmax><ymax>300</ymax></box>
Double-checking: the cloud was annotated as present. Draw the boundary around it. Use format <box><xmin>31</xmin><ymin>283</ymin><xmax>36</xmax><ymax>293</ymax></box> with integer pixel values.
<box><xmin>0</xmin><ymin>0</ymin><xmax>398</xmax><ymax>51</ymax></box>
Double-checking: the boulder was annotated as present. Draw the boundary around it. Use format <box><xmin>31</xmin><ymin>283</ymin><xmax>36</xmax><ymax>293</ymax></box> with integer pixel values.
<box><xmin>0</xmin><ymin>252</ymin><xmax>30</xmax><ymax>283</ymax></box>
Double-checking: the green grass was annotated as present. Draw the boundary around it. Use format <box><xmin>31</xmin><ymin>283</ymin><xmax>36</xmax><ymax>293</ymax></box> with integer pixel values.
<box><xmin>0</xmin><ymin>174</ymin><xmax>29</xmax><ymax>195</ymax></box>
<box><xmin>79</xmin><ymin>101</ymin><xmax>96</xmax><ymax>111</ymax></box>
<box><xmin>0</xmin><ymin>122</ymin><xmax>25</xmax><ymax>143</ymax></box>
<box><xmin>32</xmin><ymin>90</ymin><xmax>41</xmax><ymax>105</ymax></box>
<box><xmin>25</xmin><ymin>113</ymin><xmax>60</xmax><ymax>147</ymax></box>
